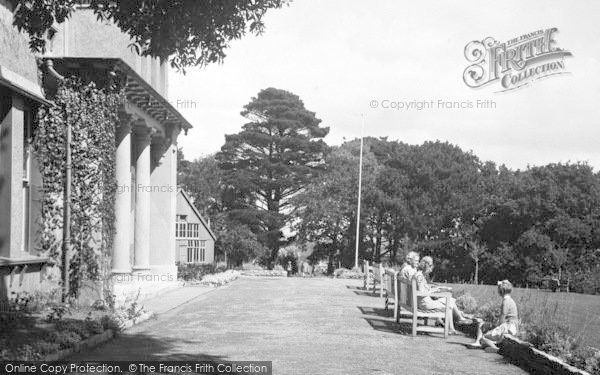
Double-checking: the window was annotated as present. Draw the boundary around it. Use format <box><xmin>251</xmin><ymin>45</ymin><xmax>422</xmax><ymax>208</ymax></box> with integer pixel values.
<box><xmin>176</xmin><ymin>215</ymin><xmax>187</xmax><ymax>238</ymax></box>
<box><xmin>187</xmin><ymin>240</ymin><xmax>199</xmax><ymax>263</ymax></box>
<box><xmin>187</xmin><ymin>223</ymin><xmax>199</xmax><ymax>238</ymax></box>
<box><xmin>177</xmin><ymin>215</ymin><xmax>200</xmax><ymax>239</ymax></box>
<box><xmin>199</xmin><ymin>240</ymin><xmax>206</xmax><ymax>262</ymax></box>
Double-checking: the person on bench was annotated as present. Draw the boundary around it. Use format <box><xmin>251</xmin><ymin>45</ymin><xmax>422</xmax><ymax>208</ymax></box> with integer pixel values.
<box><xmin>412</xmin><ymin>256</ymin><xmax>473</xmax><ymax>334</ymax></box>
<box><xmin>398</xmin><ymin>251</ymin><xmax>420</xmax><ymax>281</ymax></box>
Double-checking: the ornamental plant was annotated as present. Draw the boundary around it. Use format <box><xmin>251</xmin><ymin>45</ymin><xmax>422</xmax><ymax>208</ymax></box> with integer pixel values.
<box><xmin>34</xmin><ymin>77</ymin><xmax>124</xmax><ymax>297</ymax></box>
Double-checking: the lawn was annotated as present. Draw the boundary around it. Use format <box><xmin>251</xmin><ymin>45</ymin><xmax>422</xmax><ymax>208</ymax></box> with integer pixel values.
<box><xmin>446</xmin><ymin>283</ymin><xmax>600</xmax><ymax>349</ymax></box>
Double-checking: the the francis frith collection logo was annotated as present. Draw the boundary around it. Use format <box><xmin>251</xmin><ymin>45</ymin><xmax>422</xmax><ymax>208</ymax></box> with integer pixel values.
<box><xmin>463</xmin><ymin>28</ymin><xmax>572</xmax><ymax>92</ymax></box>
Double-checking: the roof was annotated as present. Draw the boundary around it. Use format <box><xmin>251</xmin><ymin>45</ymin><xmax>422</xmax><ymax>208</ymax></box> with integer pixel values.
<box><xmin>0</xmin><ymin>65</ymin><xmax>52</xmax><ymax>106</ymax></box>
<box><xmin>42</xmin><ymin>57</ymin><xmax>192</xmax><ymax>131</ymax></box>
<box><xmin>177</xmin><ymin>188</ymin><xmax>217</xmax><ymax>241</ymax></box>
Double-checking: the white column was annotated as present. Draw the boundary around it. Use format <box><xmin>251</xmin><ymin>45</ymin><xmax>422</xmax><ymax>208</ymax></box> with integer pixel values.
<box><xmin>149</xmin><ymin>125</ymin><xmax>179</xmax><ymax>276</ymax></box>
<box><xmin>133</xmin><ymin>124</ymin><xmax>153</xmax><ymax>272</ymax></box>
<box><xmin>0</xmin><ymin>94</ymin><xmax>24</xmax><ymax>258</ymax></box>
<box><xmin>112</xmin><ymin>114</ymin><xmax>132</xmax><ymax>274</ymax></box>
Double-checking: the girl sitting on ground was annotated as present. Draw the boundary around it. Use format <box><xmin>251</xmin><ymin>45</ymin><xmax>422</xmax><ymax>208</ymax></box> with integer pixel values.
<box><xmin>412</xmin><ymin>256</ymin><xmax>473</xmax><ymax>334</ymax></box>
<box><xmin>467</xmin><ymin>279</ymin><xmax>519</xmax><ymax>353</ymax></box>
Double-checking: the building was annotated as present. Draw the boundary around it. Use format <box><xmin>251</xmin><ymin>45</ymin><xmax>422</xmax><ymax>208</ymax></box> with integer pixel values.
<box><xmin>0</xmin><ymin>1</ymin><xmax>192</xmax><ymax>300</ymax></box>
<box><xmin>176</xmin><ymin>189</ymin><xmax>215</xmax><ymax>265</ymax></box>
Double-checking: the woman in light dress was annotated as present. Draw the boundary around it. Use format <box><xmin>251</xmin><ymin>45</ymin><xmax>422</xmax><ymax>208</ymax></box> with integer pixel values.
<box><xmin>412</xmin><ymin>256</ymin><xmax>473</xmax><ymax>334</ymax></box>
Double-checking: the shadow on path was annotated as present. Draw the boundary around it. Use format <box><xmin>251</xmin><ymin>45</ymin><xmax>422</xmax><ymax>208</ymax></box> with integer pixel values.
<box><xmin>357</xmin><ymin>306</ymin><xmax>391</xmax><ymax>318</ymax></box>
<box><xmin>68</xmin><ymin>332</ymin><xmax>230</xmax><ymax>362</ymax></box>
<box><xmin>359</xmin><ymin>306</ymin><xmax>448</xmax><ymax>338</ymax></box>
<box><xmin>353</xmin><ymin>290</ymin><xmax>381</xmax><ymax>297</ymax></box>
<box><xmin>345</xmin><ymin>285</ymin><xmax>364</xmax><ymax>290</ymax></box>
<box><xmin>363</xmin><ymin>317</ymin><xmax>409</xmax><ymax>335</ymax></box>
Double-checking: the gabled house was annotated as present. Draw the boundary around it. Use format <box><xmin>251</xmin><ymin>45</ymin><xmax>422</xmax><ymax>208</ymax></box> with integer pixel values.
<box><xmin>176</xmin><ymin>189</ymin><xmax>216</xmax><ymax>265</ymax></box>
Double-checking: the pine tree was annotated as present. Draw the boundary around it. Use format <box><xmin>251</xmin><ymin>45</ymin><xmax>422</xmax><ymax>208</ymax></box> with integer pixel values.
<box><xmin>217</xmin><ymin>88</ymin><xmax>329</xmax><ymax>265</ymax></box>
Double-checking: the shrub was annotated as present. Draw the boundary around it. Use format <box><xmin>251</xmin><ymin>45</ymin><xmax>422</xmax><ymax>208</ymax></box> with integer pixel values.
<box><xmin>523</xmin><ymin>321</ymin><xmax>579</xmax><ymax>359</ymax></box>
<box><xmin>333</xmin><ymin>268</ymin><xmax>363</xmax><ymax>279</ymax></box>
<box><xmin>100</xmin><ymin>315</ymin><xmax>121</xmax><ymax>332</ymax></box>
<box><xmin>241</xmin><ymin>262</ymin><xmax>265</xmax><ymax>271</ymax></box>
<box><xmin>215</xmin><ymin>261</ymin><xmax>228</xmax><ymax>273</ymax></box>
<box><xmin>45</xmin><ymin>330</ymin><xmax>81</xmax><ymax>349</ymax></box>
<box><xmin>32</xmin><ymin>341</ymin><xmax>60</xmax><ymax>356</ymax></box>
<box><xmin>455</xmin><ymin>293</ymin><xmax>477</xmax><ymax>314</ymax></box>
<box><xmin>85</xmin><ymin>316</ymin><xmax>105</xmax><ymax>335</ymax></box>
<box><xmin>474</xmin><ymin>302</ymin><xmax>502</xmax><ymax>333</ymax></box>
<box><xmin>312</xmin><ymin>262</ymin><xmax>328</xmax><ymax>275</ymax></box>
<box><xmin>27</xmin><ymin>289</ymin><xmax>61</xmax><ymax>313</ymax></box>
<box><xmin>45</xmin><ymin>303</ymin><xmax>71</xmax><ymax>323</ymax></box>
<box><xmin>0</xmin><ymin>293</ymin><xmax>40</xmax><ymax>332</ymax></box>
<box><xmin>569</xmin><ymin>347</ymin><xmax>600</xmax><ymax>375</ymax></box>
<box><xmin>15</xmin><ymin>344</ymin><xmax>43</xmax><ymax>361</ymax></box>
<box><xmin>177</xmin><ymin>262</ymin><xmax>216</xmax><ymax>281</ymax></box>
<box><xmin>570</xmin><ymin>271</ymin><xmax>600</xmax><ymax>295</ymax></box>
<box><xmin>55</xmin><ymin>320</ymin><xmax>92</xmax><ymax>339</ymax></box>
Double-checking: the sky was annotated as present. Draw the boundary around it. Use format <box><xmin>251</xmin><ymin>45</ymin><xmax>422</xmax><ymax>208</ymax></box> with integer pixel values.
<box><xmin>169</xmin><ymin>0</ymin><xmax>600</xmax><ymax>171</ymax></box>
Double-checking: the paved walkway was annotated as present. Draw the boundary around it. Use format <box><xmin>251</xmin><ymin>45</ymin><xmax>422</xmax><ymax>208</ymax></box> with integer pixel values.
<box><xmin>141</xmin><ymin>284</ymin><xmax>216</xmax><ymax>314</ymax></box>
<box><xmin>71</xmin><ymin>277</ymin><xmax>527</xmax><ymax>375</ymax></box>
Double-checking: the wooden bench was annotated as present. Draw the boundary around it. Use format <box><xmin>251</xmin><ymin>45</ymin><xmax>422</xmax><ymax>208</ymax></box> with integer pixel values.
<box><xmin>362</xmin><ymin>260</ymin><xmax>384</xmax><ymax>297</ymax></box>
<box><xmin>394</xmin><ymin>277</ymin><xmax>451</xmax><ymax>338</ymax></box>
<box><xmin>371</xmin><ymin>262</ymin><xmax>384</xmax><ymax>297</ymax></box>
<box><xmin>383</xmin><ymin>268</ymin><xmax>398</xmax><ymax>312</ymax></box>
<box><xmin>362</xmin><ymin>260</ymin><xmax>372</xmax><ymax>290</ymax></box>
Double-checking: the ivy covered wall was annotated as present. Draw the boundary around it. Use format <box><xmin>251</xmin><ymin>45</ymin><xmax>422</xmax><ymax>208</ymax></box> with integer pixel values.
<box><xmin>34</xmin><ymin>77</ymin><xmax>124</xmax><ymax>297</ymax></box>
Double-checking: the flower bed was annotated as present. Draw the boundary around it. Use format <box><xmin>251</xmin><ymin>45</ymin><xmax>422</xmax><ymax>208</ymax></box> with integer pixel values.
<box><xmin>500</xmin><ymin>334</ymin><xmax>593</xmax><ymax>375</ymax></box>
<box><xmin>0</xmin><ymin>310</ymin><xmax>119</xmax><ymax>360</ymax></box>
<box><xmin>240</xmin><ymin>270</ymin><xmax>287</xmax><ymax>277</ymax></box>
<box><xmin>197</xmin><ymin>270</ymin><xmax>241</xmax><ymax>287</ymax></box>
<box><xmin>0</xmin><ymin>290</ymin><xmax>150</xmax><ymax>361</ymax></box>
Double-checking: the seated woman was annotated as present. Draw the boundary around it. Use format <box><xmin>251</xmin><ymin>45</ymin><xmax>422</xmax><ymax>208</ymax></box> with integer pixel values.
<box><xmin>467</xmin><ymin>280</ymin><xmax>519</xmax><ymax>352</ymax></box>
<box><xmin>412</xmin><ymin>256</ymin><xmax>472</xmax><ymax>334</ymax></box>
<box><xmin>398</xmin><ymin>251</ymin><xmax>420</xmax><ymax>281</ymax></box>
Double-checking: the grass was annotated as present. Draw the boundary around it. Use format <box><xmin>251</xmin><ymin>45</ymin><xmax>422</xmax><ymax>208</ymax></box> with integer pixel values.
<box><xmin>446</xmin><ymin>283</ymin><xmax>600</xmax><ymax>349</ymax></box>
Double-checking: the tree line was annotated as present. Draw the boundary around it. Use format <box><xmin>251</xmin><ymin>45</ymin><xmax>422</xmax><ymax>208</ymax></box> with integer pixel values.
<box><xmin>179</xmin><ymin>88</ymin><xmax>600</xmax><ymax>294</ymax></box>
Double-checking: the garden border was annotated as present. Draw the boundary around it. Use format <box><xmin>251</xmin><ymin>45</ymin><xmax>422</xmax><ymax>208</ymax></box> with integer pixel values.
<box><xmin>43</xmin><ymin>330</ymin><xmax>115</xmax><ymax>361</ymax></box>
<box><xmin>455</xmin><ymin>323</ymin><xmax>592</xmax><ymax>375</ymax></box>
<box><xmin>41</xmin><ymin>311</ymin><xmax>154</xmax><ymax>361</ymax></box>
<box><xmin>499</xmin><ymin>334</ymin><xmax>591</xmax><ymax>375</ymax></box>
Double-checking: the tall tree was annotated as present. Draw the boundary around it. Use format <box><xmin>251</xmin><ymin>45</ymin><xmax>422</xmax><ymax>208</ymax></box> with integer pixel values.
<box><xmin>177</xmin><ymin>151</ymin><xmax>224</xmax><ymax>218</ymax></box>
<box><xmin>293</xmin><ymin>141</ymin><xmax>379</xmax><ymax>272</ymax></box>
<box><xmin>217</xmin><ymin>88</ymin><xmax>329</xmax><ymax>264</ymax></box>
<box><xmin>11</xmin><ymin>0</ymin><xmax>287</xmax><ymax>71</ymax></box>
<box><xmin>293</xmin><ymin>148</ymin><xmax>355</xmax><ymax>273</ymax></box>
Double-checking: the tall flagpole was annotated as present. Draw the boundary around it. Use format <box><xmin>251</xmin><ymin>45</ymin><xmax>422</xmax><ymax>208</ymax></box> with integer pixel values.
<box><xmin>355</xmin><ymin>114</ymin><xmax>364</xmax><ymax>269</ymax></box>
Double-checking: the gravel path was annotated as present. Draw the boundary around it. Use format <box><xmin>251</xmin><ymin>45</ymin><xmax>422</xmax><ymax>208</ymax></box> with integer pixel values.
<box><xmin>70</xmin><ymin>277</ymin><xmax>527</xmax><ymax>375</ymax></box>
